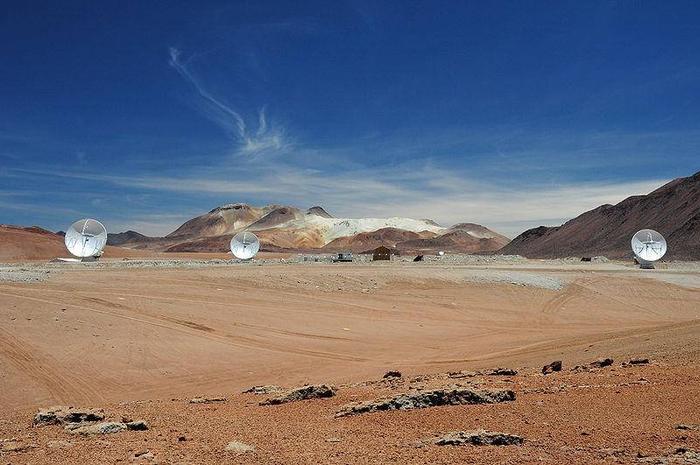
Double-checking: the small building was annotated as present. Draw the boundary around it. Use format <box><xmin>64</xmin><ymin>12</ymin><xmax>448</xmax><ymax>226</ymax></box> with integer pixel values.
<box><xmin>373</xmin><ymin>246</ymin><xmax>392</xmax><ymax>261</ymax></box>
<box><xmin>332</xmin><ymin>252</ymin><xmax>353</xmax><ymax>263</ymax></box>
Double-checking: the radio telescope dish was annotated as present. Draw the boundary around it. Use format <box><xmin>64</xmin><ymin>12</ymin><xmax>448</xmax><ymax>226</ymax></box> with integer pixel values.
<box><xmin>64</xmin><ymin>218</ymin><xmax>108</xmax><ymax>258</ymax></box>
<box><xmin>230</xmin><ymin>231</ymin><xmax>260</xmax><ymax>260</ymax></box>
<box><xmin>631</xmin><ymin>229</ymin><xmax>666</xmax><ymax>268</ymax></box>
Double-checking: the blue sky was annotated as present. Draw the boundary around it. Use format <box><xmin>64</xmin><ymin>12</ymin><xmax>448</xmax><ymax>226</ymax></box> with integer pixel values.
<box><xmin>1</xmin><ymin>1</ymin><xmax>698</xmax><ymax>237</ymax></box>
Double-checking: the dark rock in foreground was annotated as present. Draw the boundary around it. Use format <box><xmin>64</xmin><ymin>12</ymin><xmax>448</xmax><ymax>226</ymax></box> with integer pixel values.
<box><xmin>242</xmin><ymin>385</ymin><xmax>283</xmax><ymax>395</ymax></box>
<box><xmin>590</xmin><ymin>358</ymin><xmax>614</xmax><ymax>368</ymax></box>
<box><xmin>485</xmin><ymin>367</ymin><xmax>517</xmax><ymax>376</ymax></box>
<box><xmin>448</xmin><ymin>367</ymin><xmax>518</xmax><ymax>378</ymax></box>
<box><xmin>622</xmin><ymin>358</ymin><xmax>650</xmax><ymax>367</ymax></box>
<box><xmin>34</xmin><ymin>406</ymin><xmax>104</xmax><ymax>426</ymax></box>
<box><xmin>573</xmin><ymin>358</ymin><xmax>614</xmax><ymax>372</ymax></box>
<box><xmin>435</xmin><ymin>430</ymin><xmax>524</xmax><ymax>446</ymax></box>
<box><xmin>638</xmin><ymin>447</ymin><xmax>700</xmax><ymax>464</ymax></box>
<box><xmin>383</xmin><ymin>371</ymin><xmax>402</xmax><ymax>379</ymax></box>
<box><xmin>260</xmin><ymin>384</ymin><xmax>336</xmax><ymax>406</ymax></box>
<box><xmin>335</xmin><ymin>387</ymin><xmax>515</xmax><ymax>417</ymax></box>
<box><xmin>66</xmin><ymin>421</ymin><xmax>127</xmax><ymax>435</ymax></box>
<box><xmin>126</xmin><ymin>420</ymin><xmax>149</xmax><ymax>431</ymax></box>
<box><xmin>66</xmin><ymin>420</ymin><xmax>149</xmax><ymax>435</ymax></box>
<box><xmin>542</xmin><ymin>361</ymin><xmax>562</xmax><ymax>375</ymax></box>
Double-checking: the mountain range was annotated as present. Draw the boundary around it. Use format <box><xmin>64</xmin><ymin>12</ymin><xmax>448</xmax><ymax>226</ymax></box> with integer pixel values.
<box><xmin>2</xmin><ymin>170</ymin><xmax>698</xmax><ymax>261</ymax></box>
<box><xmin>110</xmin><ymin>204</ymin><xmax>510</xmax><ymax>254</ymax></box>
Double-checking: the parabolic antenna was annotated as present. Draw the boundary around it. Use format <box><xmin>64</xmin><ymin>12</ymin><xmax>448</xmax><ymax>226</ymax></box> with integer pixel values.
<box><xmin>631</xmin><ymin>229</ymin><xmax>667</xmax><ymax>268</ymax></box>
<box><xmin>64</xmin><ymin>218</ymin><xmax>108</xmax><ymax>258</ymax></box>
<box><xmin>230</xmin><ymin>231</ymin><xmax>260</xmax><ymax>260</ymax></box>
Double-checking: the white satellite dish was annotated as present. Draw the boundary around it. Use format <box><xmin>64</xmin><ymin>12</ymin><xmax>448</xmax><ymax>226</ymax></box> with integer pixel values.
<box><xmin>64</xmin><ymin>218</ymin><xmax>108</xmax><ymax>259</ymax></box>
<box><xmin>230</xmin><ymin>231</ymin><xmax>260</xmax><ymax>260</ymax></box>
<box><xmin>631</xmin><ymin>229</ymin><xmax>667</xmax><ymax>269</ymax></box>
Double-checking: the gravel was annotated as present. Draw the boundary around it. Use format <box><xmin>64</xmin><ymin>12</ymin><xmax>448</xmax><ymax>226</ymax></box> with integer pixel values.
<box><xmin>0</xmin><ymin>267</ymin><xmax>52</xmax><ymax>283</ymax></box>
<box><xmin>3</xmin><ymin>253</ymin><xmax>698</xmax><ymax>291</ymax></box>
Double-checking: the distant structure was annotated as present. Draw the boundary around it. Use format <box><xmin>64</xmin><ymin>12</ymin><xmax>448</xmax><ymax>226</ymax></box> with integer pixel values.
<box><xmin>373</xmin><ymin>246</ymin><xmax>392</xmax><ymax>261</ymax></box>
<box><xmin>230</xmin><ymin>231</ymin><xmax>260</xmax><ymax>260</ymax></box>
<box><xmin>64</xmin><ymin>218</ymin><xmax>107</xmax><ymax>261</ymax></box>
<box><xmin>332</xmin><ymin>252</ymin><xmax>353</xmax><ymax>263</ymax></box>
<box><xmin>631</xmin><ymin>229</ymin><xmax>667</xmax><ymax>269</ymax></box>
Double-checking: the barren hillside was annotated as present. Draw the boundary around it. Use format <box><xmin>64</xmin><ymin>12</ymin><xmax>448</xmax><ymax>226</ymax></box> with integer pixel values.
<box><xmin>500</xmin><ymin>171</ymin><xmax>700</xmax><ymax>259</ymax></box>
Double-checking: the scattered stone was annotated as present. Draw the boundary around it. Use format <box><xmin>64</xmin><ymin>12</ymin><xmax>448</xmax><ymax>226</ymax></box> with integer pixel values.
<box><xmin>178</xmin><ymin>435</ymin><xmax>187</xmax><ymax>442</ymax></box>
<box><xmin>590</xmin><ymin>358</ymin><xmax>614</xmax><ymax>368</ymax></box>
<box><xmin>46</xmin><ymin>440</ymin><xmax>73</xmax><ymax>449</ymax></box>
<box><xmin>126</xmin><ymin>420</ymin><xmax>149</xmax><ymax>431</ymax></box>
<box><xmin>260</xmin><ymin>384</ymin><xmax>336</xmax><ymax>406</ymax></box>
<box><xmin>674</xmin><ymin>447</ymin><xmax>700</xmax><ymax>460</ymax></box>
<box><xmin>676</xmin><ymin>424</ymin><xmax>700</xmax><ymax>431</ymax></box>
<box><xmin>242</xmin><ymin>385</ymin><xmax>283</xmax><ymax>395</ymax></box>
<box><xmin>599</xmin><ymin>448</ymin><xmax>626</xmax><ymax>457</ymax></box>
<box><xmin>335</xmin><ymin>387</ymin><xmax>515</xmax><ymax>417</ymax></box>
<box><xmin>67</xmin><ymin>421</ymin><xmax>127</xmax><ymax>435</ymax></box>
<box><xmin>447</xmin><ymin>367</ymin><xmax>517</xmax><ymax>378</ymax></box>
<box><xmin>447</xmin><ymin>370</ymin><xmax>475</xmax><ymax>379</ymax></box>
<box><xmin>383</xmin><ymin>371</ymin><xmax>402</xmax><ymax>379</ymax></box>
<box><xmin>225</xmin><ymin>441</ymin><xmax>255</xmax><ymax>454</ymax></box>
<box><xmin>325</xmin><ymin>437</ymin><xmax>342</xmax><ymax>443</ymax></box>
<box><xmin>622</xmin><ymin>358</ymin><xmax>651</xmax><ymax>367</ymax></box>
<box><xmin>435</xmin><ymin>430</ymin><xmax>524</xmax><ymax>446</ymax></box>
<box><xmin>485</xmin><ymin>367</ymin><xmax>518</xmax><ymax>376</ymax></box>
<box><xmin>33</xmin><ymin>406</ymin><xmax>105</xmax><ymax>426</ymax></box>
<box><xmin>0</xmin><ymin>441</ymin><xmax>37</xmax><ymax>453</ymax></box>
<box><xmin>573</xmin><ymin>358</ymin><xmax>615</xmax><ymax>372</ymax></box>
<box><xmin>65</xmin><ymin>420</ymin><xmax>148</xmax><ymax>435</ymax></box>
<box><xmin>637</xmin><ymin>447</ymin><xmax>700</xmax><ymax>464</ymax></box>
<box><xmin>189</xmin><ymin>396</ymin><xmax>226</xmax><ymax>404</ymax></box>
<box><xmin>133</xmin><ymin>450</ymin><xmax>155</xmax><ymax>461</ymax></box>
<box><xmin>542</xmin><ymin>361</ymin><xmax>562</xmax><ymax>375</ymax></box>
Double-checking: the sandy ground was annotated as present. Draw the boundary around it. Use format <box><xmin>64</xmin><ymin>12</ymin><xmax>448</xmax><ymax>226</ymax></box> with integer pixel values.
<box><xmin>0</xmin><ymin>259</ymin><xmax>698</xmax><ymax>463</ymax></box>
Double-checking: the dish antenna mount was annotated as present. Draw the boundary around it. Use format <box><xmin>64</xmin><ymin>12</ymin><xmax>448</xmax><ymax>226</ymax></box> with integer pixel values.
<box><xmin>64</xmin><ymin>218</ymin><xmax>108</xmax><ymax>260</ymax></box>
<box><xmin>230</xmin><ymin>231</ymin><xmax>260</xmax><ymax>260</ymax></box>
<box><xmin>631</xmin><ymin>229</ymin><xmax>666</xmax><ymax>269</ymax></box>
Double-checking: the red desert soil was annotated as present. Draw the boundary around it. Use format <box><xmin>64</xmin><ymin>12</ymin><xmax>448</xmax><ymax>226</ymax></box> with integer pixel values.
<box><xmin>0</xmin><ymin>262</ymin><xmax>698</xmax><ymax>463</ymax></box>
<box><xmin>0</xmin><ymin>225</ymin><xmax>154</xmax><ymax>262</ymax></box>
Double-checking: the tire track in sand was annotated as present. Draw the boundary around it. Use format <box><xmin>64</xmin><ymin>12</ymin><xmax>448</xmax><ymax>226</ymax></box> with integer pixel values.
<box><xmin>0</xmin><ymin>327</ymin><xmax>103</xmax><ymax>403</ymax></box>
<box><xmin>541</xmin><ymin>280</ymin><xmax>590</xmax><ymax>315</ymax></box>
<box><xmin>0</xmin><ymin>289</ymin><xmax>367</xmax><ymax>363</ymax></box>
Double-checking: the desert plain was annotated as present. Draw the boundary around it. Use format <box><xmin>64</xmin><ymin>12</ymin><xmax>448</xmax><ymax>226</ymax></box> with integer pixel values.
<box><xmin>0</xmin><ymin>255</ymin><xmax>699</xmax><ymax>464</ymax></box>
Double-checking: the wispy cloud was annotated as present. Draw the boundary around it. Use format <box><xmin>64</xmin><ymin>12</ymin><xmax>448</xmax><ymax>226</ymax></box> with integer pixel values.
<box><xmin>12</xmin><ymin>165</ymin><xmax>670</xmax><ymax>237</ymax></box>
<box><xmin>168</xmin><ymin>47</ymin><xmax>288</xmax><ymax>156</ymax></box>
